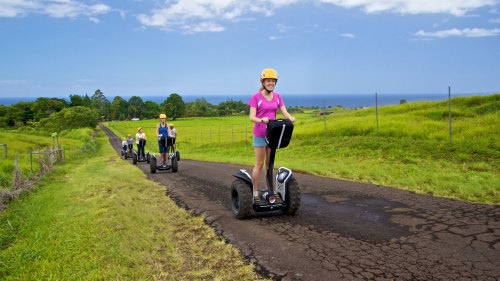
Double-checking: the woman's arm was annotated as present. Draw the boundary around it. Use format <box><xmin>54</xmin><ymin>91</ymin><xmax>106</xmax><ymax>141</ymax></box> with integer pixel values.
<box><xmin>249</xmin><ymin>107</ymin><xmax>269</xmax><ymax>123</ymax></box>
<box><xmin>156</xmin><ymin>124</ymin><xmax>160</xmax><ymax>136</ymax></box>
<box><xmin>279</xmin><ymin>106</ymin><xmax>295</xmax><ymax>122</ymax></box>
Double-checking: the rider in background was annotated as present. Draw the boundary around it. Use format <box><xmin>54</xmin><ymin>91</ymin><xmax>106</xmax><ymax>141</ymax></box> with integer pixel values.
<box><xmin>122</xmin><ymin>138</ymin><xmax>127</xmax><ymax>153</ymax></box>
<box><xmin>126</xmin><ymin>134</ymin><xmax>134</xmax><ymax>153</ymax></box>
<box><xmin>169</xmin><ymin>124</ymin><xmax>177</xmax><ymax>154</ymax></box>
<box><xmin>156</xmin><ymin>114</ymin><xmax>172</xmax><ymax>167</ymax></box>
<box><xmin>135</xmin><ymin>127</ymin><xmax>147</xmax><ymax>160</ymax></box>
<box><xmin>248</xmin><ymin>68</ymin><xmax>295</xmax><ymax>199</ymax></box>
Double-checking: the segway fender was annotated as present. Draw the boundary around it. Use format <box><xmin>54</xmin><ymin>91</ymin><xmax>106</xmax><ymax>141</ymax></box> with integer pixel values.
<box><xmin>232</xmin><ymin>169</ymin><xmax>253</xmax><ymax>188</ymax></box>
<box><xmin>276</xmin><ymin>167</ymin><xmax>293</xmax><ymax>201</ymax></box>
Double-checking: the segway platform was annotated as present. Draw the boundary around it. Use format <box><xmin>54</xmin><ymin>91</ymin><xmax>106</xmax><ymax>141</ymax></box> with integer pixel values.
<box><xmin>149</xmin><ymin>136</ymin><xmax>178</xmax><ymax>174</ymax></box>
<box><xmin>132</xmin><ymin>151</ymin><xmax>150</xmax><ymax>164</ymax></box>
<box><xmin>231</xmin><ymin>119</ymin><xmax>301</xmax><ymax>219</ymax></box>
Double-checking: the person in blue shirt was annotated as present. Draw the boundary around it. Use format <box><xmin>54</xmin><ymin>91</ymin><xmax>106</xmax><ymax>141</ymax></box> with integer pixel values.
<box><xmin>156</xmin><ymin>113</ymin><xmax>172</xmax><ymax>167</ymax></box>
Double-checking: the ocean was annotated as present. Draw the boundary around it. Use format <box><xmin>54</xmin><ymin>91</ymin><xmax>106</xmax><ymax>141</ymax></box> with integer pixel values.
<box><xmin>0</xmin><ymin>92</ymin><xmax>493</xmax><ymax>108</ymax></box>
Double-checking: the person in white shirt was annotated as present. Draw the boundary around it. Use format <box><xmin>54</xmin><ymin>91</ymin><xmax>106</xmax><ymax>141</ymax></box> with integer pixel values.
<box><xmin>135</xmin><ymin>127</ymin><xmax>147</xmax><ymax>160</ymax></box>
<box><xmin>169</xmin><ymin>124</ymin><xmax>177</xmax><ymax>154</ymax></box>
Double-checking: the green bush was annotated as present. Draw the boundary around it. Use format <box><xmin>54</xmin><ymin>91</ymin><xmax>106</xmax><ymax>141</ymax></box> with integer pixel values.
<box><xmin>38</xmin><ymin>106</ymin><xmax>100</xmax><ymax>133</ymax></box>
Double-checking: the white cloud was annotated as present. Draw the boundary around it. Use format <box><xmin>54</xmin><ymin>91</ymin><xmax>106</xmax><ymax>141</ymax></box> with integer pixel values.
<box><xmin>340</xmin><ymin>33</ymin><xmax>355</xmax><ymax>38</ymax></box>
<box><xmin>277</xmin><ymin>23</ymin><xmax>293</xmax><ymax>32</ymax></box>
<box><xmin>269</xmin><ymin>35</ymin><xmax>282</xmax><ymax>40</ymax></box>
<box><xmin>137</xmin><ymin>0</ymin><xmax>500</xmax><ymax>33</ymax></box>
<box><xmin>318</xmin><ymin>0</ymin><xmax>499</xmax><ymax>16</ymax></box>
<box><xmin>0</xmin><ymin>0</ymin><xmax>111</xmax><ymax>19</ymax></box>
<box><xmin>415</xmin><ymin>27</ymin><xmax>500</xmax><ymax>38</ymax></box>
<box><xmin>137</xmin><ymin>0</ymin><xmax>300</xmax><ymax>33</ymax></box>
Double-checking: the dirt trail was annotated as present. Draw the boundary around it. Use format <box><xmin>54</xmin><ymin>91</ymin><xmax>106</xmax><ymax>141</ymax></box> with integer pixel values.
<box><xmin>101</xmin><ymin>124</ymin><xmax>500</xmax><ymax>280</ymax></box>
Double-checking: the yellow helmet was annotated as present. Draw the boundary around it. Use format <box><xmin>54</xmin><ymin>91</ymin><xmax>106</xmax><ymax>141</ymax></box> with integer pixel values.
<box><xmin>127</xmin><ymin>134</ymin><xmax>131</xmax><ymax>137</ymax></box>
<box><xmin>260</xmin><ymin>69</ymin><xmax>278</xmax><ymax>81</ymax></box>
<box><xmin>159</xmin><ymin>114</ymin><xmax>166</xmax><ymax>119</ymax></box>
<box><xmin>137</xmin><ymin>127</ymin><xmax>142</xmax><ymax>131</ymax></box>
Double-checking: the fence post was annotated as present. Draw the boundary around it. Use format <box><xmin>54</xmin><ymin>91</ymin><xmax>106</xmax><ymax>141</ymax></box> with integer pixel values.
<box><xmin>323</xmin><ymin>107</ymin><xmax>327</xmax><ymax>138</ymax></box>
<box><xmin>375</xmin><ymin>92</ymin><xmax>379</xmax><ymax>137</ymax></box>
<box><xmin>448</xmin><ymin>86</ymin><xmax>452</xmax><ymax>145</ymax></box>
<box><xmin>30</xmin><ymin>148</ymin><xmax>33</xmax><ymax>174</ymax></box>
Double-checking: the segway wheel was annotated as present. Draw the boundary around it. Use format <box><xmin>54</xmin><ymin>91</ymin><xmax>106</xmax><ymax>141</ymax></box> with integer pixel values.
<box><xmin>133</xmin><ymin>152</ymin><xmax>138</xmax><ymax>164</ymax></box>
<box><xmin>171</xmin><ymin>156</ymin><xmax>178</xmax><ymax>172</ymax></box>
<box><xmin>124</xmin><ymin>152</ymin><xmax>128</xmax><ymax>160</ymax></box>
<box><xmin>282</xmin><ymin>178</ymin><xmax>301</xmax><ymax>215</ymax></box>
<box><xmin>150</xmin><ymin>157</ymin><xmax>157</xmax><ymax>174</ymax></box>
<box><xmin>176</xmin><ymin>150</ymin><xmax>180</xmax><ymax>161</ymax></box>
<box><xmin>146</xmin><ymin>153</ymin><xmax>150</xmax><ymax>164</ymax></box>
<box><xmin>231</xmin><ymin>179</ymin><xmax>253</xmax><ymax>219</ymax></box>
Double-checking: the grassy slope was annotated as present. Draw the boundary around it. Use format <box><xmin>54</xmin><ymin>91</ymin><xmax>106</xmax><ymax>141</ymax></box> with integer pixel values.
<box><xmin>0</xmin><ymin>128</ymin><xmax>265</xmax><ymax>280</ymax></box>
<box><xmin>106</xmin><ymin>94</ymin><xmax>499</xmax><ymax>204</ymax></box>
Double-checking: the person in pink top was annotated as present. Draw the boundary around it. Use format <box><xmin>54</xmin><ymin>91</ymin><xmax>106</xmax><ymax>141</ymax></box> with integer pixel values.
<box><xmin>248</xmin><ymin>69</ymin><xmax>295</xmax><ymax>199</ymax></box>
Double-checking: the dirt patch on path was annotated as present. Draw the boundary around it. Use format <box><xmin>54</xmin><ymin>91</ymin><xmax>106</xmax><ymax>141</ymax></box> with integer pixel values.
<box><xmin>101</xmin><ymin>124</ymin><xmax>500</xmax><ymax>280</ymax></box>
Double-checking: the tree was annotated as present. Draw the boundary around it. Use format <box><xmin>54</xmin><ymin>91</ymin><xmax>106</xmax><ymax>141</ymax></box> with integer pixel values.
<box><xmin>161</xmin><ymin>93</ymin><xmax>185</xmax><ymax>120</ymax></box>
<box><xmin>217</xmin><ymin>99</ymin><xmax>248</xmax><ymax>116</ymax></box>
<box><xmin>69</xmin><ymin>94</ymin><xmax>83</xmax><ymax>107</ymax></box>
<box><xmin>32</xmin><ymin>97</ymin><xmax>68</xmax><ymax>121</ymax></box>
<box><xmin>128</xmin><ymin>96</ymin><xmax>144</xmax><ymax>119</ymax></box>
<box><xmin>110</xmin><ymin>96</ymin><xmax>128</xmax><ymax>120</ymax></box>
<box><xmin>400</xmin><ymin>99</ymin><xmax>407</xmax><ymax>104</ymax></box>
<box><xmin>38</xmin><ymin>106</ymin><xmax>100</xmax><ymax>132</ymax></box>
<box><xmin>143</xmin><ymin>101</ymin><xmax>160</xmax><ymax>119</ymax></box>
<box><xmin>91</xmin><ymin>89</ymin><xmax>111</xmax><ymax>118</ymax></box>
<box><xmin>82</xmin><ymin>94</ymin><xmax>92</xmax><ymax>108</ymax></box>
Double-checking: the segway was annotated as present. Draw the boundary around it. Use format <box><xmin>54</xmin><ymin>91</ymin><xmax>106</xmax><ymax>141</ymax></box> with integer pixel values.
<box><xmin>123</xmin><ymin>144</ymin><xmax>133</xmax><ymax>160</ymax></box>
<box><xmin>132</xmin><ymin>139</ymin><xmax>151</xmax><ymax>164</ymax></box>
<box><xmin>230</xmin><ymin>119</ymin><xmax>301</xmax><ymax>219</ymax></box>
<box><xmin>150</xmin><ymin>136</ymin><xmax>178</xmax><ymax>174</ymax></box>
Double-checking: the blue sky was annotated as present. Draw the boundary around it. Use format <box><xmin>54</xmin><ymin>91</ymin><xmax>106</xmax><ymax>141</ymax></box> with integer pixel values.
<box><xmin>1</xmin><ymin>0</ymin><xmax>499</xmax><ymax>98</ymax></box>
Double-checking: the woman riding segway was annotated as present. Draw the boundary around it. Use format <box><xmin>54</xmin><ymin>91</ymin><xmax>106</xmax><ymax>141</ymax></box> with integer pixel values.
<box><xmin>156</xmin><ymin>114</ymin><xmax>172</xmax><ymax>167</ymax></box>
<box><xmin>136</xmin><ymin>127</ymin><xmax>147</xmax><ymax>161</ymax></box>
<box><xmin>248</xmin><ymin>68</ymin><xmax>295</xmax><ymax>200</ymax></box>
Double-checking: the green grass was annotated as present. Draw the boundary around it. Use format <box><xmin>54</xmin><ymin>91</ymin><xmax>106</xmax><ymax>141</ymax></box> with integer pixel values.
<box><xmin>0</xmin><ymin>127</ymin><xmax>265</xmax><ymax>280</ymax></box>
<box><xmin>106</xmin><ymin>94</ymin><xmax>500</xmax><ymax>204</ymax></box>
<box><xmin>0</xmin><ymin>129</ymin><xmax>93</xmax><ymax>189</ymax></box>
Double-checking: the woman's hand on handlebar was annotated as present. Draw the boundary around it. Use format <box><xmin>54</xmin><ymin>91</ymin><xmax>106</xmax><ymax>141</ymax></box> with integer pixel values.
<box><xmin>261</xmin><ymin>117</ymin><xmax>270</xmax><ymax>123</ymax></box>
<box><xmin>289</xmin><ymin>116</ymin><xmax>295</xmax><ymax>123</ymax></box>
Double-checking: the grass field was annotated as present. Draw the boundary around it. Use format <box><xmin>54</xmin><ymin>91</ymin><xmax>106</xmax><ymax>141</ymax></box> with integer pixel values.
<box><xmin>0</xmin><ymin>127</ymin><xmax>265</xmax><ymax>280</ymax></box>
<box><xmin>0</xmin><ymin>129</ymin><xmax>94</xmax><ymax>189</ymax></box>
<box><xmin>106</xmin><ymin>94</ymin><xmax>499</xmax><ymax>204</ymax></box>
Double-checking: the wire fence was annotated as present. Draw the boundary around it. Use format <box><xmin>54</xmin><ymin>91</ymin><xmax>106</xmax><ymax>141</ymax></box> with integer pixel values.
<box><xmin>0</xmin><ymin>140</ymin><xmax>94</xmax><ymax>210</ymax></box>
<box><xmin>142</xmin><ymin>90</ymin><xmax>483</xmax><ymax>153</ymax></box>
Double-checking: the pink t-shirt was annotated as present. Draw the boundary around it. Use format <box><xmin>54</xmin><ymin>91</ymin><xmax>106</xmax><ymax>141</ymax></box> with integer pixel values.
<box><xmin>248</xmin><ymin>91</ymin><xmax>285</xmax><ymax>137</ymax></box>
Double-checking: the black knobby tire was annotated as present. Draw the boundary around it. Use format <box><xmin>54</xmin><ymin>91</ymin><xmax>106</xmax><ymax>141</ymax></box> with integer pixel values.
<box><xmin>176</xmin><ymin>150</ymin><xmax>180</xmax><ymax>161</ymax></box>
<box><xmin>146</xmin><ymin>153</ymin><xmax>150</xmax><ymax>164</ymax></box>
<box><xmin>231</xmin><ymin>179</ymin><xmax>253</xmax><ymax>219</ymax></box>
<box><xmin>133</xmin><ymin>152</ymin><xmax>138</xmax><ymax>164</ymax></box>
<box><xmin>150</xmin><ymin>157</ymin><xmax>157</xmax><ymax>174</ymax></box>
<box><xmin>171</xmin><ymin>156</ymin><xmax>178</xmax><ymax>172</ymax></box>
<box><xmin>282</xmin><ymin>178</ymin><xmax>301</xmax><ymax>215</ymax></box>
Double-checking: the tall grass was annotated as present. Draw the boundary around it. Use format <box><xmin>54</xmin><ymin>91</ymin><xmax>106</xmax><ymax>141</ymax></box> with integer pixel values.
<box><xmin>106</xmin><ymin>94</ymin><xmax>499</xmax><ymax>204</ymax></box>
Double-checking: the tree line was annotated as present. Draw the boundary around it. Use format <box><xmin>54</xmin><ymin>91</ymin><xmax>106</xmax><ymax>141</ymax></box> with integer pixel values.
<box><xmin>0</xmin><ymin>89</ymin><xmax>258</xmax><ymax>131</ymax></box>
